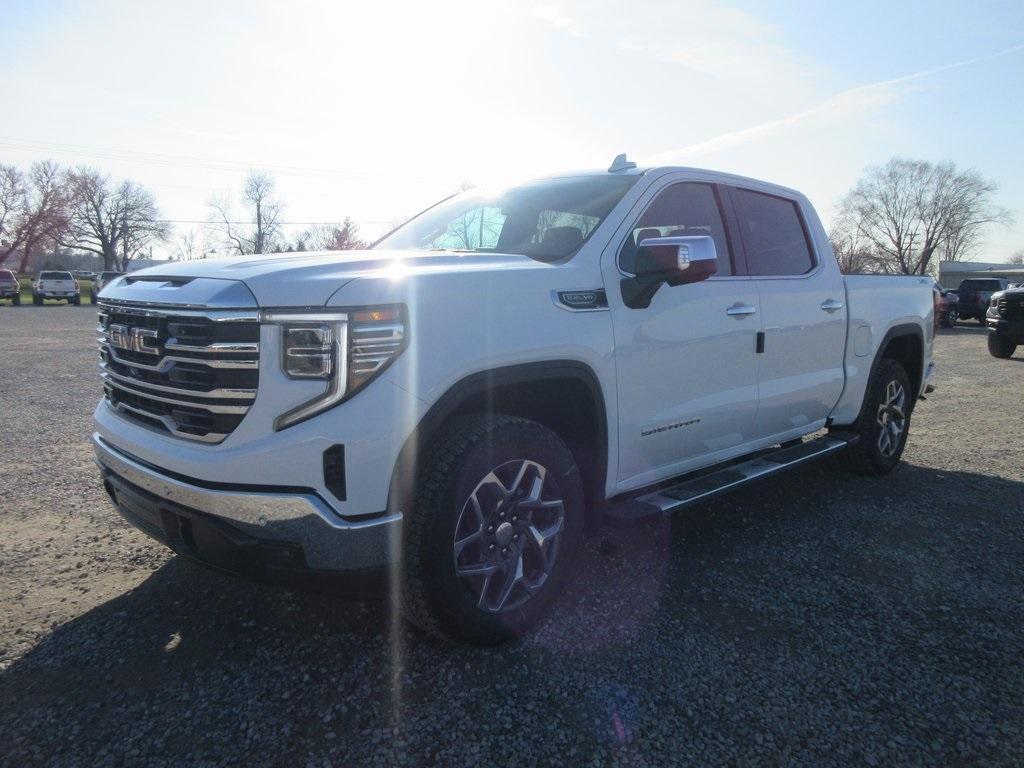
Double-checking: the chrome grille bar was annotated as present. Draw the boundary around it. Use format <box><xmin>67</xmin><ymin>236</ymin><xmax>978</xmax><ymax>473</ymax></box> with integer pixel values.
<box><xmin>97</xmin><ymin>299</ymin><xmax>259</xmax><ymax>444</ymax></box>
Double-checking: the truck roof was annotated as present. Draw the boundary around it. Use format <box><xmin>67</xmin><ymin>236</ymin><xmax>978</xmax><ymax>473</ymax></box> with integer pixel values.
<box><xmin>530</xmin><ymin>160</ymin><xmax>805</xmax><ymax>201</ymax></box>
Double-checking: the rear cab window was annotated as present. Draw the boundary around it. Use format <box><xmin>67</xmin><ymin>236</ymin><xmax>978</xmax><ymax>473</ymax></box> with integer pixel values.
<box><xmin>730</xmin><ymin>188</ymin><xmax>815</xmax><ymax>276</ymax></box>
<box><xmin>40</xmin><ymin>271</ymin><xmax>73</xmax><ymax>281</ymax></box>
<box><xmin>958</xmin><ymin>279</ymin><xmax>1003</xmax><ymax>292</ymax></box>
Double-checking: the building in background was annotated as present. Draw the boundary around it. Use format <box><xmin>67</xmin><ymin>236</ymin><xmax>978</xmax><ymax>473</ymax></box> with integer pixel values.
<box><xmin>938</xmin><ymin>261</ymin><xmax>1024</xmax><ymax>289</ymax></box>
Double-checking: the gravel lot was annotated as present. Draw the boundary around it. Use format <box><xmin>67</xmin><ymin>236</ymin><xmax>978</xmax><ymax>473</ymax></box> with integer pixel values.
<box><xmin>1</xmin><ymin>306</ymin><xmax>1022</xmax><ymax>767</ymax></box>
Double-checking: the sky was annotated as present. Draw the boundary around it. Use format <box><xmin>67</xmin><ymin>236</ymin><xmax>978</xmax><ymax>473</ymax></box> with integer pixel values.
<box><xmin>2</xmin><ymin>0</ymin><xmax>1023</xmax><ymax>259</ymax></box>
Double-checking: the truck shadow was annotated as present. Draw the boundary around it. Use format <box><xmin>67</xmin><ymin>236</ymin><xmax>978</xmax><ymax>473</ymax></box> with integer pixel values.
<box><xmin>3</xmin><ymin>461</ymin><xmax>1023</xmax><ymax>764</ymax></box>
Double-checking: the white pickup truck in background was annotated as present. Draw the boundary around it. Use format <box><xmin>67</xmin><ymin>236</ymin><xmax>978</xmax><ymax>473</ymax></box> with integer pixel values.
<box><xmin>33</xmin><ymin>270</ymin><xmax>80</xmax><ymax>305</ymax></box>
<box><xmin>93</xmin><ymin>158</ymin><xmax>936</xmax><ymax>644</ymax></box>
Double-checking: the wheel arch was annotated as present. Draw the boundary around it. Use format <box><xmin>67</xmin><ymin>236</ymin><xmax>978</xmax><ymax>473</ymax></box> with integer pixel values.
<box><xmin>388</xmin><ymin>360</ymin><xmax>609</xmax><ymax>531</ymax></box>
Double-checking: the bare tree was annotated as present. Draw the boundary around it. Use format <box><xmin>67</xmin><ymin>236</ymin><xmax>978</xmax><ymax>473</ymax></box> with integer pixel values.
<box><xmin>296</xmin><ymin>218</ymin><xmax>368</xmax><ymax>252</ymax></box>
<box><xmin>0</xmin><ymin>161</ymin><xmax>70</xmax><ymax>272</ymax></box>
<box><xmin>210</xmin><ymin>171</ymin><xmax>283</xmax><ymax>255</ymax></box>
<box><xmin>834</xmin><ymin>158</ymin><xmax>1011</xmax><ymax>275</ymax></box>
<box><xmin>1009</xmin><ymin>250</ymin><xmax>1024</xmax><ymax>265</ymax></box>
<box><xmin>172</xmin><ymin>229</ymin><xmax>209</xmax><ymax>261</ymax></box>
<box><xmin>62</xmin><ymin>168</ymin><xmax>169</xmax><ymax>270</ymax></box>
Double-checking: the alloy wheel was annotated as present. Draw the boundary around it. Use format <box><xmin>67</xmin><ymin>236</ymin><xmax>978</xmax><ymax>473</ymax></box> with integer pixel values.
<box><xmin>876</xmin><ymin>380</ymin><xmax>906</xmax><ymax>457</ymax></box>
<box><xmin>452</xmin><ymin>459</ymin><xmax>566</xmax><ymax>614</ymax></box>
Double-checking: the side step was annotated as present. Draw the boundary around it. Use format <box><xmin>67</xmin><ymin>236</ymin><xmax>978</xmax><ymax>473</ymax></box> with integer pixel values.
<box><xmin>605</xmin><ymin>433</ymin><xmax>857</xmax><ymax>526</ymax></box>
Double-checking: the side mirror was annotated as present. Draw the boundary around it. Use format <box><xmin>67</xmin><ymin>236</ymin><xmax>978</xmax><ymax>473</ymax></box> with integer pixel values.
<box><xmin>621</xmin><ymin>235</ymin><xmax>718</xmax><ymax>309</ymax></box>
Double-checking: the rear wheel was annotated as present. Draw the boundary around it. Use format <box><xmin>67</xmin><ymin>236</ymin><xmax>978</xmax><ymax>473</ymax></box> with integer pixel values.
<box><xmin>33</xmin><ymin>294</ymin><xmax>42</xmax><ymax>306</ymax></box>
<box><xmin>987</xmin><ymin>332</ymin><xmax>1017</xmax><ymax>359</ymax></box>
<box><xmin>12</xmin><ymin>294</ymin><xmax>20</xmax><ymax>306</ymax></box>
<box><xmin>977</xmin><ymin>315</ymin><xmax>988</xmax><ymax>326</ymax></box>
<box><xmin>402</xmin><ymin>414</ymin><xmax>584</xmax><ymax>645</ymax></box>
<box><xmin>71</xmin><ymin>296</ymin><xmax>81</xmax><ymax>306</ymax></box>
<box><xmin>836</xmin><ymin>358</ymin><xmax>912</xmax><ymax>476</ymax></box>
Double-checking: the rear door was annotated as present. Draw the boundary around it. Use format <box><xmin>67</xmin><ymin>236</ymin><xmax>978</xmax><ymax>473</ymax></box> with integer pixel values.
<box><xmin>726</xmin><ymin>186</ymin><xmax>847</xmax><ymax>442</ymax></box>
<box><xmin>603</xmin><ymin>176</ymin><xmax>762</xmax><ymax>489</ymax></box>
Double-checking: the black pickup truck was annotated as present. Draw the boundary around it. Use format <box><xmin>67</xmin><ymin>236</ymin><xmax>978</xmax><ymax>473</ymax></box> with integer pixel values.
<box><xmin>957</xmin><ymin>278</ymin><xmax>1013</xmax><ymax>324</ymax></box>
<box><xmin>987</xmin><ymin>285</ymin><xmax>1024</xmax><ymax>358</ymax></box>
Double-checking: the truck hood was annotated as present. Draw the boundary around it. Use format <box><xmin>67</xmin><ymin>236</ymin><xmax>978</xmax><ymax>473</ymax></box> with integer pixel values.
<box><xmin>123</xmin><ymin>249</ymin><xmax>549</xmax><ymax>306</ymax></box>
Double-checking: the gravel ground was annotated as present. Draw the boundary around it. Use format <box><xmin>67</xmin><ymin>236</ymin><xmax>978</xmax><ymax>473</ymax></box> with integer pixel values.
<box><xmin>1</xmin><ymin>306</ymin><xmax>1022</xmax><ymax>767</ymax></box>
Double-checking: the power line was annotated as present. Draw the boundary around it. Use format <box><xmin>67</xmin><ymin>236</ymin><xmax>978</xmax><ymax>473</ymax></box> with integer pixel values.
<box><xmin>159</xmin><ymin>218</ymin><xmax>396</xmax><ymax>225</ymax></box>
<box><xmin>0</xmin><ymin>136</ymin><xmax>462</xmax><ymax>187</ymax></box>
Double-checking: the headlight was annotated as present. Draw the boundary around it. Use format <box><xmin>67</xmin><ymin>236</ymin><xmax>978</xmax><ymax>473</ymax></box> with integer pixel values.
<box><xmin>261</xmin><ymin>306</ymin><xmax>406</xmax><ymax>430</ymax></box>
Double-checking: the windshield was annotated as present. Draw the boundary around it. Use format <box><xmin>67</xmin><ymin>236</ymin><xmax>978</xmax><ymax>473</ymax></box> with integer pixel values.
<box><xmin>375</xmin><ymin>175</ymin><xmax>639</xmax><ymax>261</ymax></box>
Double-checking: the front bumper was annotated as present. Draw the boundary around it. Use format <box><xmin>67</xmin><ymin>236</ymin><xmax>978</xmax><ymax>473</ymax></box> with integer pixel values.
<box><xmin>987</xmin><ymin>316</ymin><xmax>1024</xmax><ymax>341</ymax></box>
<box><xmin>94</xmin><ymin>433</ymin><xmax>402</xmax><ymax>575</ymax></box>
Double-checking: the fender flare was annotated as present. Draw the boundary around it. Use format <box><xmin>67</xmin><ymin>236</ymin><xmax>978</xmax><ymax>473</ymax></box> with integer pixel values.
<box><xmin>839</xmin><ymin>322</ymin><xmax>924</xmax><ymax>429</ymax></box>
<box><xmin>387</xmin><ymin>360</ymin><xmax>609</xmax><ymax>514</ymax></box>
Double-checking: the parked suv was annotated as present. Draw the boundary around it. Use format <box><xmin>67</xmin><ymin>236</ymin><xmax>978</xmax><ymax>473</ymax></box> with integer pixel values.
<box><xmin>92</xmin><ymin>271</ymin><xmax>125</xmax><ymax>303</ymax></box>
<box><xmin>0</xmin><ymin>269</ymin><xmax>20</xmax><ymax>305</ymax></box>
<box><xmin>956</xmin><ymin>278</ymin><xmax>1011</xmax><ymax>324</ymax></box>
<box><xmin>93</xmin><ymin>161</ymin><xmax>936</xmax><ymax>644</ymax></box>
<box><xmin>33</xmin><ymin>270</ymin><xmax>80</xmax><ymax>305</ymax></box>
<box><xmin>986</xmin><ymin>284</ymin><xmax>1024</xmax><ymax>358</ymax></box>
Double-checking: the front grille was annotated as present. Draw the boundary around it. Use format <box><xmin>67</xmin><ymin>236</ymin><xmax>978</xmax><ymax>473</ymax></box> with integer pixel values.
<box><xmin>97</xmin><ymin>301</ymin><xmax>260</xmax><ymax>443</ymax></box>
<box><xmin>997</xmin><ymin>297</ymin><xmax>1024</xmax><ymax>321</ymax></box>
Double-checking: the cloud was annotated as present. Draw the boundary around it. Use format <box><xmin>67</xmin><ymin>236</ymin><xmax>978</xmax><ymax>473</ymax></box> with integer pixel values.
<box><xmin>527</xmin><ymin>0</ymin><xmax>819</xmax><ymax>97</ymax></box>
<box><xmin>644</xmin><ymin>42</ymin><xmax>1024</xmax><ymax>163</ymax></box>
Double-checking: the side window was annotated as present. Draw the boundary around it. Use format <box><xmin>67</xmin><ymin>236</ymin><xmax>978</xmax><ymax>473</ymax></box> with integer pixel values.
<box><xmin>619</xmin><ymin>183</ymin><xmax>732</xmax><ymax>276</ymax></box>
<box><xmin>730</xmin><ymin>188</ymin><xmax>815</xmax><ymax>276</ymax></box>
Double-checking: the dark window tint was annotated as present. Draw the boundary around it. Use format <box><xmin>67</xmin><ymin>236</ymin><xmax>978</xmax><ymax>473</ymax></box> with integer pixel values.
<box><xmin>731</xmin><ymin>188</ymin><xmax>814</xmax><ymax>276</ymax></box>
<box><xmin>40</xmin><ymin>271</ymin><xmax>73</xmax><ymax>280</ymax></box>
<box><xmin>619</xmin><ymin>183</ymin><xmax>731</xmax><ymax>276</ymax></box>
<box><xmin>958</xmin><ymin>279</ymin><xmax>1003</xmax><ymax>292</ymax></box>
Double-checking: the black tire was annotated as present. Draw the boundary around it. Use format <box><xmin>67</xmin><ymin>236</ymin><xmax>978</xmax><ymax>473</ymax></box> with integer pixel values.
<box><xmin>987</xmin><ymin>332</ymin><xmax>1017</xmax><ymax>359</ymax></box>
<box><xmin>402</xmin><ymin>413</ymin><xmax>584</xmax><ymax>645</ymax></box>
<box><xmin>977</xmin><ymin>315</ymin><xmax>988</xmax><ymax>326</ymax></box>
<box><xmin>33</xmin><ymin>295</ymin><xmax>42</xmax><ymax>306</ymax></box>
<box><xmin>71</xmin><ymin>296</ymin><xmax>81</xmax><ymax>306</ymax></box>
<box><xmin>90</xmin><ymin>291</ymin><xmax>97</xmax><ymax>303</ymax></box>
<box><xmin>835</xmin><ymin>358</ymin><xmax>912</xmax><ymax>476</ymax></box>
<box><xmin>12</xmin><ymin>294</ymin><xmax>20</xmax><ymax>306</ymax></box>
<box><xmin>940</xmin><ymin>307</ymin><xmax>957</xmax><ymax>328</ymax></box>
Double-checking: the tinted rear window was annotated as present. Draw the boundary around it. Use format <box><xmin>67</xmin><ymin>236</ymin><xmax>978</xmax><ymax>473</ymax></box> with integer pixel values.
<box><xmin>0</xmin><ymin>270</ymin><xmax>16</xmax><ymax>280</ymax></box>
<box><xmin>958</xmin><ymin>279</ymin><xmax>1002</xmax><ymax>292</ymax></box>
<box><xmin>731</xmin><ymin>188</ymin><xmax>815</xmax><ymax>276</ymax></box>
<box><xmin>40</xmin><ymin>271</ymin><xmax>73</xmax><ymax>280</ymax></box>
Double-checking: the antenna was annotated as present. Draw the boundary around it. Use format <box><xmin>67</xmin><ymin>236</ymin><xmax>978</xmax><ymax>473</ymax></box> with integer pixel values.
<box><xmin>608</xmin><ymin>153</ymin><xmax>637</xmax><ymax>172</ymax></box>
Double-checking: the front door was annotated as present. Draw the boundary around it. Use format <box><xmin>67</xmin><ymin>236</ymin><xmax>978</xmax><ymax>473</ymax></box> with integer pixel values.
<box><xmin>604</xmin><ymin>179</ymin><xmax>762</xmax><ymax>491</ymax></box>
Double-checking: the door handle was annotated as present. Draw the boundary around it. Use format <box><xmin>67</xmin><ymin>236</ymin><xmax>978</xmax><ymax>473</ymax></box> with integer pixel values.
<box><xmin>726</xmin><ymin>304</ymin><xmax>757</xmax><ymax>317</ymax></box>
<box><xmin>820</xmin><ymin>299</ymin><xmax>844</xmax><ymax>313</ymax></box>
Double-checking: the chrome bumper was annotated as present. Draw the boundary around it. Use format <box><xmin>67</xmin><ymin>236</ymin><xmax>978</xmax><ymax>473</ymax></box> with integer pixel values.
<box><xmin>93</xmin><ymin>433</ymin><xmax>401</xmax><ymax>571</ymax></box>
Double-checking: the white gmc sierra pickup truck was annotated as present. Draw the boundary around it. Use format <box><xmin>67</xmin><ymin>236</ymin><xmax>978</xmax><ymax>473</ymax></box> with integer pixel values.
<box><xmin>94</xmin><ymin>158</ymin><xmax>937</xmax><ymax>644</ymax></box>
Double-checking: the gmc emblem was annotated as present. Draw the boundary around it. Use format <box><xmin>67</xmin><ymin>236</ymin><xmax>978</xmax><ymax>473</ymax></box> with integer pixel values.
<box><xmin>109</xmin><ymin>324</ymin><xmax>161</xmax><ymax>355</ymax></box>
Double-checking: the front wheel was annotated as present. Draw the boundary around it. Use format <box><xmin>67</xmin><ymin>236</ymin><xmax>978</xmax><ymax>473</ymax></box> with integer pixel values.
<box><xmin>402</xmin><ymin>414</ymin><xmax>584</xmax><ymax>645</ymax></box>
<box><xmin>940</xmin><ymin>307</ymin><xmax>958</xmax><ymax>328</ymax></box>
<box><xmin>977</xmin><ymin>315</ymin><xmax>988</xmax><ymax>326</ymax></box>
<box><xmin>987</xmin><ymin>332</ymin><xmax>1017</xmax><ymax>359</ymax></box>
<box><xmin>835</xmin><ymin>358</ymin><xmax>912</xmax><ymax>476</ymax></box>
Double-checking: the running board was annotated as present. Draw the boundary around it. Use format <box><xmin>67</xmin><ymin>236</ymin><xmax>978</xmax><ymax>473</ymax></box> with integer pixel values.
<box><xmin>605</xmin><ymin>433</ymin><xmax>857</xmax><ymax>526</ymax></box>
